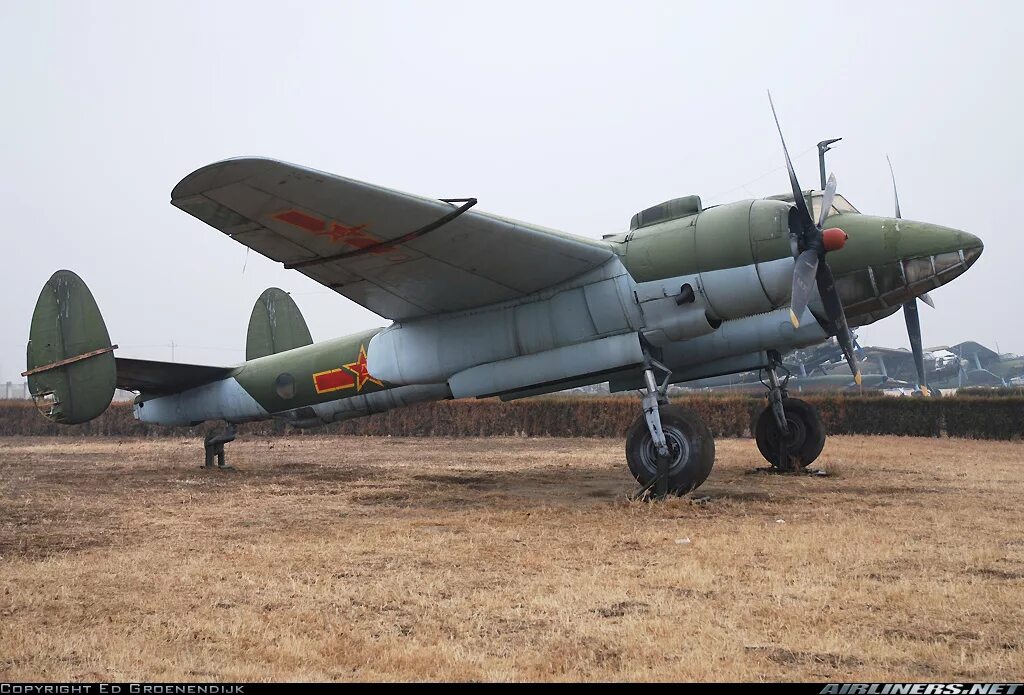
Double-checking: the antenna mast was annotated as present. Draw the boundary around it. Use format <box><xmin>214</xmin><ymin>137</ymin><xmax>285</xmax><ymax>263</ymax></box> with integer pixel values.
<box><xmin>817</xmin><ymin>138</ymin><xmax>842</xmax><ymax>189</ymax></box>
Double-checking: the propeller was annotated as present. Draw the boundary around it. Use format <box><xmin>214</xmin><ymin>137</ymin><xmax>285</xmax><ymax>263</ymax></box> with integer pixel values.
<box><xmin>853</xmin><ymin>337</ymin><xmax>866</xmax><ymax>362</ymax></box>
<box><xmin>768</xmin><ymin>92</ymin><xmax>861</xmax><ymax>385</ymax></box>
<box><xmin>887</xmin><ymin>156</ymin><xmax>931</xmax><ymax>395</ymax></box>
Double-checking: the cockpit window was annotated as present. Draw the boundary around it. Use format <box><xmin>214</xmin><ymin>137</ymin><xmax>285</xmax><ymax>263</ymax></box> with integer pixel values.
<box><xmin>831</xmin><ymin>194</ymin><xmax>858</xmax><ymax>213</ymax></box>
<box><xmin>766</xmin><ymin>191</ymin><xmax>861</xmax><ymax>219</ymax></box>
<box><xmin>811</xmin><ymin>192</ymin><xmax>859</xmax><ymax>221</ymax></box>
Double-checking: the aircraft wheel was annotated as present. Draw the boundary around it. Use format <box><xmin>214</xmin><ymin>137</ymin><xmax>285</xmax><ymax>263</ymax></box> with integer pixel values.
<box><xmin>754</xmin><ymin>397</ymin><xmax>825</xmax><ymax>469</ymax></box>
<box><xmin>625</xmin><ymin>405</ymin><xmax>715</xmax><ymax>495</ymax></box>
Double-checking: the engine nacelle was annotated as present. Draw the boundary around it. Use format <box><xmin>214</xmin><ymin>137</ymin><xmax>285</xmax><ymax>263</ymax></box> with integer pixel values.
<box><xmin>623</xmin><ymin>199</ymin><xmax>797</xmax><ymax>323</ymax></box>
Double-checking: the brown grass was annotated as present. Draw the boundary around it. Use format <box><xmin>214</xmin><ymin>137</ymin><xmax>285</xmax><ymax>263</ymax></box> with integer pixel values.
<box><xmin>0</xmin><ymin>435</ymin><xmax>1022</xmax><ymax>682</ymax></box>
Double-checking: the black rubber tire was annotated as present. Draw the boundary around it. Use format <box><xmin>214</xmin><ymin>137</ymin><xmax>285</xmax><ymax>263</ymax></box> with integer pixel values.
<box><xmin>625</xmin><ymin>404</ymin><xmax>715</xmax><ymax>495</ymax></box>
<box><xmin>754</xmin><ymin>397</ymin><xmax>826</xmax><ymax>469</ymax></box>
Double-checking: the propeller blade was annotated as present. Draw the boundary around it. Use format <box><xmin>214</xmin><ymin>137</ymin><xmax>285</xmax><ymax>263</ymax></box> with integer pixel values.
<box><xmin>768</xmin><ymin>91</ymin><xmax>813</xmax><ymax>228</ymax></box>
<box><xmin>789</xmin><ymin>249</ymin><xmax>819</xmax><ymax>328</ymax></box>
<box><xmin>854</xmin><ymin>337</ymin><xmax>866</xmax><ymax>362</ymax></box>
<box><xmin>888</xmin><ymin>156</ymin><xmax>930</xmax><ymax>392</ymax></box>
<box><xmin>903</xmin><ymin>300</ymin><xmax>928</xmax><ymax>393</ymax></box>
<box><xmin>816</xmin><ymin>262</ymin><xmax>862</xmax><ymax>384</ymax></box>
<box><xmin>818</xmin><ymin>173</ymin><xmax>838</xmax><ymax>228</ymax></box>
<box><xmin>886</xmin><ymin>155</ymin><xmax>901</xmax><ymax>219</ymax></box>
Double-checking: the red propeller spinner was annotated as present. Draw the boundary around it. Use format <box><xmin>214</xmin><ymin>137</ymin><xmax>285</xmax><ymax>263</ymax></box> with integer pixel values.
<box><xmin>822</xmin><ymin>227</ymin><xmax>848</xmax><ymax>252</ymax></box>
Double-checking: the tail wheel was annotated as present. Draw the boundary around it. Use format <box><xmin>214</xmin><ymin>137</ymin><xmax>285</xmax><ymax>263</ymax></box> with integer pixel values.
<box><xmin>754</xmin><ymin>397</ymin><xmax>826</xmax><ymax>469</ymax></box>
<box><xmin>625</xmin><ymin>404</ymin><xmax>715</xmax><ymax>495</ymax></box>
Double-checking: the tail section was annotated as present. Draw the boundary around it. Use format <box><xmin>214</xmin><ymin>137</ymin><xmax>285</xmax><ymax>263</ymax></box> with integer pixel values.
<box><xmin>25</xmin><ymin>270</ymin><xmax>235</xmax><ymax>426</ymax></box>
<box><xmin>23</xmin><ymin>277</ymin><xmax>442</xmax><ymax>430</ymax></box>
<box><xmin>245</xmin><ymin>288</ymin><xmax>313</xmax><ymax>361</ymax></box>
<box><xmin>23</xmin><ymin>270</ymin><xmax>117</xmax><ymax>424</ymax></box>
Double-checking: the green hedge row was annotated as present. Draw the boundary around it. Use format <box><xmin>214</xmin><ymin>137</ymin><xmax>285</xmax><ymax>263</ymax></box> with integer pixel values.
<box><xmin>1</xmin><ymin>395</ymin><xmax>1022</xmax><ymax>439</ymax></box>
<box><xmin>955</xmin><ymin>387</ymin><xmax>1024</xmax><ymax>398</ymax></box>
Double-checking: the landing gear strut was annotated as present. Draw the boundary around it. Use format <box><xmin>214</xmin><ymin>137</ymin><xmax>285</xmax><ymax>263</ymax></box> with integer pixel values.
<box><xmin>203</xmin><ymin>426</ymin><xmax>237</xmax><ymax>469</ymax></box>
<box><xmin>625</xmin><ymin>353</ymin><xmax>715</xmax><ymax>496</ymax></box>
<box><xmin>753</xmin><ymin>353</ymin><xmax>825</xmax><ymax>471</ymax></box>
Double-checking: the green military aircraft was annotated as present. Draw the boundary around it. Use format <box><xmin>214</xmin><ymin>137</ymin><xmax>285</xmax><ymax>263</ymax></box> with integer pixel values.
<box><xmin>23</xmin><ymin>98</ymin><xmax>983</xmax><ymax>494</ymax></box>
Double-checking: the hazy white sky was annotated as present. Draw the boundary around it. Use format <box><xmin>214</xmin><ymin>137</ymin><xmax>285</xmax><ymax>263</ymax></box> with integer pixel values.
<box><xmin>2</xmin><ymin>1</ymin><xmax>1021</xmax><ymax>381</ymax></box>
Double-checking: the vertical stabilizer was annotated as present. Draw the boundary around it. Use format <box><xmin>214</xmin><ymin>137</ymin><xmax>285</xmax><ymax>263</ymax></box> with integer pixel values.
<box><xmin>245</xmin><ymin>288</ymin><xmax>313</xmax><ymax>361</ymax></box>
<box><xmin>24</xmin><ymin>270</ymin><xmax>117</xmax><ymax>424</ymax></box>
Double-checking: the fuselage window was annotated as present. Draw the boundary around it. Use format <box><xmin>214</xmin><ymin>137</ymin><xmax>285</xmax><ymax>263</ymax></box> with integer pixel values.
<box><xmin>275</xmin><ymin>373</ymin><xmax>296</xmax><ymax>399</ymax></box>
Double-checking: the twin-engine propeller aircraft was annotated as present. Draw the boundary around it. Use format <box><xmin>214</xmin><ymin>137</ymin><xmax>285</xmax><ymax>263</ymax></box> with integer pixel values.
<box><xmin>24</xmin><ymin>99</ymin><xmax>983</xmax><ymax>494</ymax></box>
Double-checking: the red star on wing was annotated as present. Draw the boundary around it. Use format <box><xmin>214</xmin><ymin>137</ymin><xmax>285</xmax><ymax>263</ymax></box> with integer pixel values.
<box><xmin>343</xmin><ymin>345</ymin><xmax>383</xmax><ymax>392</ymax></box>
<box><xmin>325</xmin><ymin>221</ymin><xmax>371</xmax><ymax>243</ymax></box>
<box><xmin>272</xmin><ymin>209</ymin><xmax>409</xmax><ymax>261</ymax></box>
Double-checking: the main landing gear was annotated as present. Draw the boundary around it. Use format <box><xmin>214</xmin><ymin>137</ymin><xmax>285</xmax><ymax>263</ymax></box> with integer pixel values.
<box><xmin>753</xmin><ymin>353</ymin><xmax>825</xmax><ymax>471</ymax></box>
<box><xmin>625</xmin><ymin>354</ymin><xmax>715</xmax><ymax>497</ymax></box>
<box><xmin>203</xmin><ymin>426</ymin><xmax>237</xmax><ymax>469</ymax></box>
<box><xmin>623</xmin><ymin>351</ymin><xmax>829</xmax><ymax>494</ymax></box>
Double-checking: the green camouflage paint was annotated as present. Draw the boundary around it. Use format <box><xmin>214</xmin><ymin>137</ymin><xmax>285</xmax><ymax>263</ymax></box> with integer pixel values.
<box><xmin>619</xmin><ymin>202</ymin><xmax>981</xmax><ymax>289</ymax></box>
<box><xmin>245</xmin><ymin>288</ymin><xmax>314</xmax><ymax>361</ymax></box>
<box><xmin>620</xmin><ymin>200</ymin><xmax>794</xmax><ymax>282</ymax></box>
<box><xmin>233</xmin><ymin>327</ymin><xmax>387</xmax><ymax>414</ymax></box>
<box><xmin>25</xmin><ymin>270</ymin><xmax>116</xmax><ymax>424</ymax></box>
<box><xmin>821</xmin><ymin>214</ymin><xmax>981</xmax><ymax>276</ymax></box>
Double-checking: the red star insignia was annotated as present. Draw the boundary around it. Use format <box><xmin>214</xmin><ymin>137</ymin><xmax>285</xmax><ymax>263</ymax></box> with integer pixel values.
<box><xmin>343</xmin><ymin>345</ymin><xmax>383</xmax><ymax>392</ymax></box>
<box><xmin>324</xmin><ymin>222</ymin><xmax>371</xmax><ymax>243</ymax></box>
<box><xmin>272</xmin><ymin>209</ymin><xmax>409</xmax><ymax>261</ymax></box>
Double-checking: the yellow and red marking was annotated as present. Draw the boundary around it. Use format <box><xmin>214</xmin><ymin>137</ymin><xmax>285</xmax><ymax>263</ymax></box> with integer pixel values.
<box><xmin>344</xmin><ymin>345</ymin><xmax>383</xmax><ymax>392</ymax></box>
<box><xmin>272</xmin><ymin>209</ymin><xmax>407</xmax><ymax>261</ymax></box>
<box><xmin>312</xmin><ymin>367</ymin><xmax>355</xmax><ymax>395</ymax></box>
<box><xmin>312</xmin><ymin>344</ymin><xmax>382</xmax><ymax>395</ymax></box>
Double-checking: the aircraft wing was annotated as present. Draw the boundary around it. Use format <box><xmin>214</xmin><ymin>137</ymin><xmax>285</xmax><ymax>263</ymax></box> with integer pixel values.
<box><xmin>171</xmin><ymin>158</ymin><xmax>615</xmax><ymax>320</ymax></box>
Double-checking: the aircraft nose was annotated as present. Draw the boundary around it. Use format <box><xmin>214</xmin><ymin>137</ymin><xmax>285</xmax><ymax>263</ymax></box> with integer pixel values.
<box><xmin>916</xmin><ymin>220</ymin><xmax>981</xmax><ymax>253</ymax></box>
<box><xmin>958</xmin><ymin>234</ymin><xmax>983</xmax><ymax>272</ymax></box>
<box><xmin>825</xmin><ymin>215</ymin><xmax>983</xmax><ymax>318</ymax></box>
<box><xmin>886</xmin><ymin>217</ymin><xmax>979</xmax><ymax>259</ymax></box>
<box><xmin>959</xmin><ymin>233</ymin><xmax>983</xmax><ymax>267</ymax></box>
<box><xmin>963</xmin><ymin>241</ymin><xmax>983</xmax><ymax>268</ymax></box>
<box><xmin>897</xmin><ymin>221</ymin><xmax>983</xmax><ymax>290</ymax></box>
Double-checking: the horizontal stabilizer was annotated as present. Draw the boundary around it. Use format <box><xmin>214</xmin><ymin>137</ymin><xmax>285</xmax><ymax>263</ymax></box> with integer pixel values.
<box><xmin>116</xmin><ymin>358</ymin><xmax>234</xmax><ymax>395</ymax></box>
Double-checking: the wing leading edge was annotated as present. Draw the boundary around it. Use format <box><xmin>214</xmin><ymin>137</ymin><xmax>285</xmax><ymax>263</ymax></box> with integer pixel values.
<box><xmin>171</xmin><ymin>158</ymin><xmax>615</xmax><ymax>320</ymax></box>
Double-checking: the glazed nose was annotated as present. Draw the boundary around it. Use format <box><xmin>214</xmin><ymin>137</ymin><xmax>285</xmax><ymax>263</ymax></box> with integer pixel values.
<box><xmin>825</xmin><ymin>216</ymin><xmax>983</xmax><ymax>316</ymax></box>
<box><xmin>900</xmin><ymin>223</ymin><xmax>983</xmax><ymax>295</ymax></box>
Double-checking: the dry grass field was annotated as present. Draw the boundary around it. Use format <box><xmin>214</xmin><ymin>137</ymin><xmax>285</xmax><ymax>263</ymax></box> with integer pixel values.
<box><xmin>0</xmin><ymin>435</ymin><xmax>1022</xmax><ymax>682</ymax></box>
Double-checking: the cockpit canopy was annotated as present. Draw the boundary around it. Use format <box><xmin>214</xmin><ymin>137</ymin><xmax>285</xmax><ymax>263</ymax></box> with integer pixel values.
<box><xmin>629</xmin><ymin>195</ymin><xmax>703</xmax><ymax>232</ymax></box>
<box><xmin>765</xmin><ymin>190</ymin><xmax>860</xmax><ymax>222</ymax></box>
